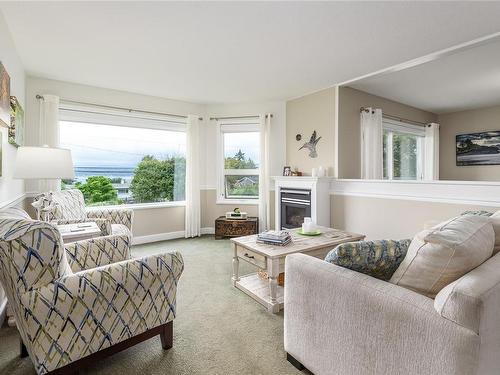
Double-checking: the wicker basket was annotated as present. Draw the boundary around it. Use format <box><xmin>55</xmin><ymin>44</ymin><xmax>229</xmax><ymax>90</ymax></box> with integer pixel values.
<box><xmin>258</xmin><ymin>269</ymin><xmax>285</xmax><ymax>287</ymax></box>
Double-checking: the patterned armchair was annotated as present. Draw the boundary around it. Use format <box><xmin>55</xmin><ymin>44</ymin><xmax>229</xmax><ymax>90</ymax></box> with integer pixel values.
<box><xmin>39</xmin><ymin>189</ymin><xmax>133</xmax><ymax>238</ymax></box>
<box><xmin>0</xmin><ymin>208</ymin><xmax>184</xmax><ymax>375</ymax></box>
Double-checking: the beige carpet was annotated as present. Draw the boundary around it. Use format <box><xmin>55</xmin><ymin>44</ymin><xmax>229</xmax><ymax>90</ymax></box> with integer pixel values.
<box><xmin>0</xmin><ymin>235</ymin><xmax>303</xmax><ymax>374</ymax></box>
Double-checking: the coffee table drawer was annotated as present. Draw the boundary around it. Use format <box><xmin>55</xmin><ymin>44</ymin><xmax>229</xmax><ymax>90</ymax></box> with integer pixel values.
<box><xmin>237</xmin><ymin>247</ymin><xmax>266</xmax><ymax>269</ymax></box>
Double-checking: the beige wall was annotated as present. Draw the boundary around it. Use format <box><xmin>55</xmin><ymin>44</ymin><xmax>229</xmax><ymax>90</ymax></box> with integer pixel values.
<box><xmin>331</xmin><ymin>194</ymin><xmax>497</xmax><ymax>240</ymax></box>
<box><xmin>439</xmin><ymin>104</ymin><xmax>500</xmax><ymax>181</ymax></box>
<box><xmin>337</xmin><ymin>86</ymin><xmax>438</xmax><ymax>179</ymax></box>
<box><xmin>286</xmin><ymin>88</ymin><xmax>335</xmax><ymax>176</ymax></box>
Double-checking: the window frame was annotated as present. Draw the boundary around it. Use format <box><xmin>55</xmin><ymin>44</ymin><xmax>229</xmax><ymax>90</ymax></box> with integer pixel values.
<box><xmin>216</xmin><ymin>119</ymin><xmax>260</xmax><ymax>205</ymax></box>
<box><xmin>383</xmin><ymin>118</ymin><xmax>425</xmax><ymax>181</ymax></box>
<box><xmin>59</xmin><ymin>104</ymin><xmax>187</xmax><ymax>208</ymax></box>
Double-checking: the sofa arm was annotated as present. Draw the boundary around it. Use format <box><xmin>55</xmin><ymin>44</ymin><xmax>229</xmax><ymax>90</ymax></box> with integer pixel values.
<box><xmin>284</xmin><ymin>253</ymin><xmax>479</xmax><ymax>375</ymax></box>
<box><xmin>435</xmin><ymin>252</ymin><xmax>500</xmax><ymax>335</ymax></box>
<box><xmin>20</xmin><ymin>251</ymin><xmax>184</xmax><ymax>373</ymax></box>
<box><xmin>64</xmin><ymin>231</ymin><xmax>132</xmax><ymax>272</ymax></box>
<box><xmin>86</xmin><ymin>208</ymin><xmax>133</xmax><ymax>230</ymax></box>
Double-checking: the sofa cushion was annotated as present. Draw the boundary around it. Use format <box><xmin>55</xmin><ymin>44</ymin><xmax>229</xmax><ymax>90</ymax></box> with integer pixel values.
<box><xmin>325</xmin><ymin>239</ymin><xmax>411</xmax><ymax>281</ymax></box>
<box><xmin>390</xmin><ymin>215</ymin><xmax>494</xmax><ymax>298</ymax></box>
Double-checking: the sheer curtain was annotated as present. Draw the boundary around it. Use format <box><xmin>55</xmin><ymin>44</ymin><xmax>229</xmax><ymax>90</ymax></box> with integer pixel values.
<box><xmin>185</xmin><ymin>115</ymin><xmax>201</xmax><ymax>238</ymax></box>
<box><xmin>360</xmin><ymin>108</ymin><xmax>383</xmax><ymax>179</ymax></box>
<box><xmin>424</xmin><ymin>122</ymin><xmax>440</xmax><ymax>180</ymax></box>
<box><xmin>39</xmin><ymin>94</ymin><xmax>61</xmax><ymax>191</ymax></box>
<box><xmin>258</xmin><ymin>114</ymin><xmax>271</xmax><ymax>232</ymax></box>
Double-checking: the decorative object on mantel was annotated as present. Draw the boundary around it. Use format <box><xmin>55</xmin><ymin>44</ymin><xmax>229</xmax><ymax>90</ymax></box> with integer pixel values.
<box><xmin>9</xmin><ymin>96</ymin><xmax>24</xmax><ymax>147</ymax></box>
<box><xmin>299</xmin><ymin>130</ymin><xmax>321</xmax><ymax>158</ymax></box>
<box><xmin>456</xmin><ymin>131</ymin><xmax>500</xmax><ymax>166</ymax></box>
<box><xmin>0</xmin><ymin>62</ymin><xmax>10</xmax><ymax>128</ymax></box>
<box><xmin>283</xmin><ymin>166</ymin><xmax>292</xmax><ymax>176</ymax></box>
<box><xmin>215</xmin><ymin>216</ymin><xmax>258</xmax><ymax>239</ymax></box>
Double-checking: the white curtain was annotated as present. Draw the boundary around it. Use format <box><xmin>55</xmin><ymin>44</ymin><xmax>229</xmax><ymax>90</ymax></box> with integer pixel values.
<box><xmin>39</xmin><ymin>94</ymin><xmax>60</xmax><ymax>192</ymax></box>
<box><xmin>424</xmin><ymin>122</ymin><xmax>440</xmax><ymax>180</ymax></box>
<box><xmin>360</xmin><ymin>108</ymin><xmax>383</xmax><ymax>179</ymax></box>
<box><xmin>185</xmin><ymin>115</ymin><xmax>201</xmax><ymax>238</ymax></box>
<box><xmin>258</xmin><ymin>114</ymin><xmax>271</xmax><ymax>232</ymax></box>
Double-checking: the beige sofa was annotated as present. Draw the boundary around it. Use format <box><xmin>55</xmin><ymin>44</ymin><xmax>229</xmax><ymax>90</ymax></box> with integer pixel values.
<box><xmin>284</xmin><ymin>252</ymin><xmax>500</xmax><ymax>375</ymax></box>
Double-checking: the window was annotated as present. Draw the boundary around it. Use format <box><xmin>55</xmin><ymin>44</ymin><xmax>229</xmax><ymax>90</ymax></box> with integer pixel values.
<box><xmin>383</xmin><ymin>119</ymin><xmax>424</xmax><ymax>180</ymax></box>
<box><xmin>60</xmin><ymin>119</ymin><xmax>186</xmax><ymax>207</ymax></box>
<box><xmin>217</xmin><ymin>121</ymin><xmax>260</xmax><ymax>203</ymax></box>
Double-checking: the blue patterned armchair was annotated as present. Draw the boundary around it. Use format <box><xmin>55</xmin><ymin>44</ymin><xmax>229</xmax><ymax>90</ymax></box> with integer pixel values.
<box><xmin>0</xmin><ymin>208</ymin><xmax>184</xmax><ymax>375</ymax></box>
<box><xmin>39</xmin><ymin>189</ymin><xmax>133</xmax><ymax>237</ymax></box>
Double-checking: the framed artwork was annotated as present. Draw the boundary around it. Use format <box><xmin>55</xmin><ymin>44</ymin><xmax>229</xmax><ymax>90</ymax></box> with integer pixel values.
<box><xmin>456</xmin><ymin>131</ymin><xmax>500</xmax><ymax>166</ymax></box>
<box><xmin>9</xmin><ymin>96</ymin><xmax>24</xmax><ymax>147</ymax></box>
<box><xmin>0</xmin><ymin>62</ymin><xmax>10</xmax><ymax>128</ymax></box>
<box><xmin>283</xmin><ymin>166</ymin><xmax>291</xmax><ymax>176</ymax></box>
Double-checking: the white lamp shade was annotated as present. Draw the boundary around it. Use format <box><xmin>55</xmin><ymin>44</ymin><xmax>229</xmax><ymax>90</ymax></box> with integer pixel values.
<box><xmin>14</xmin><ymin>146</ymin><xmax>75</xmax><ymax>179</ymax></box>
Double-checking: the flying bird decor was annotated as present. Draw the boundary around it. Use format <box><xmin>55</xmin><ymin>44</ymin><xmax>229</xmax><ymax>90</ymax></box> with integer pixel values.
<box><xmin>299</xmin><ymin>130</ymin><xmax>322</xmax><ymax>158</ymax></box>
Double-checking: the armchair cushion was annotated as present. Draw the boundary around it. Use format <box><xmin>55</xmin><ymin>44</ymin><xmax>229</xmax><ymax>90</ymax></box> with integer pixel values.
<box><xmin>325</xmin><ymin>239</ymin><xmax>411</xmax><ymax>281</ymax></box>
<box><xmin>391</xmin><ymin>215</ymin><xmax>494</xmax><ymax>298</ymax></box>
<box><xmin>87</xmin><ymin>207</ymin><xmax>133</xmax><ymax>230</ymax></box>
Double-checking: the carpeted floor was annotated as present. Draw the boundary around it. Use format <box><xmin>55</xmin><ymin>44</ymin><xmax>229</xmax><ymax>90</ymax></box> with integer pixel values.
<box><xmin>0</xmin><ymin>235</ymin><xmax>304</xmax><ymax>375</ymax></box>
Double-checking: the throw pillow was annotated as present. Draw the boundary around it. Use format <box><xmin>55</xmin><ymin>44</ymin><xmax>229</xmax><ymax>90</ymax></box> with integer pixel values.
<box><xmin>325</xmin><ymin>239</ymin><xmax>411</xmax><ymax>281</ymax></box>
<box><xmin>488</xmin><ymin>211</ymin><xmax>500</xmax><ymax>255</ymax></box>
<box><xmin>390</xmin><ymin>215</ymin><xmax>494</xmax><ymax>298</ymax></box>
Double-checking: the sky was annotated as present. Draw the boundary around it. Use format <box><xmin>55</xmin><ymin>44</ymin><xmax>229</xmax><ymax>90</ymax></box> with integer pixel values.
<box><xmin>224</xmin><ymin>132</ymin><xmax>259</xmax><ymax>165</ymax></box>
<box><xmin>60</xmin><ymin>121</ymin><xmax>186</xmax><ymax>167</ymax></box>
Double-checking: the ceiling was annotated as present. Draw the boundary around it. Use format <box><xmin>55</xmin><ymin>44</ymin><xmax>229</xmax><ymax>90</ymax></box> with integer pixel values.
<box><xmin>348</xmin><ymin>37</ymin><xmax>500</xmax><ymax>114</ymax></box>
<box><xmin>2</xmin><ymin>2</ymin><xmax>500</xmax><ymax>104</ymax></box>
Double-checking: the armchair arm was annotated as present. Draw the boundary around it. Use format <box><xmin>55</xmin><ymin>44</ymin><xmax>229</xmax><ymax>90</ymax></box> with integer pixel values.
<box><xmin>20</xmin><ymin>252</ymin><xmax>184</xmax><ymax>374</ymax></box>
<box><xmin>56</xmin><ymin>218</ymin><xmax>111</xmax><ymax>236</ymax></box>
<box><xmin>325</xmin><ymin>239</ymin><xmax>411</xmax><ymax>281</ymax></box>
<box><xmin>284</xmin><ymin>254</ymin><xmax>479</xmax><ymax>375</ymax></box>
<box><xmin>64</xmin><ymin>231</ymin><xmax>132</xmax><ymax>272</ymax></box>
<box><xmin>87</xmin><ymin>207</ymin><xmax>133</xmax><ymax>230</ymax></box>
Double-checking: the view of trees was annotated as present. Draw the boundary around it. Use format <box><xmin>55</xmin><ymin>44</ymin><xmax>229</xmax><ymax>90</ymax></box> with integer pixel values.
<box><xmin>130</xmin><ymin>155</ymin><xmax>186</xmax><ymax>203</ymax></box>
<box><xmin>383</xmin><ymin>131</ymin><xmax>418</xmax><ymax>180</ymax></box>
<box><xmin>75</xmin><ymin>176</ymin><xmax>120</xmax><ymax>205</ymax></box>
<box><xmin>224</xmin><ymin>149</ymin><xmax>259</xmax><ymax>198</ymax></box>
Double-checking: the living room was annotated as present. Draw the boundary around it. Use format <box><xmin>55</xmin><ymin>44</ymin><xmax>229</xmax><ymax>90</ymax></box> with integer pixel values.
<box><xmin>1</xmin><ymin>2</ymin><xmax>500</xmax><ymax>375</ymax></box>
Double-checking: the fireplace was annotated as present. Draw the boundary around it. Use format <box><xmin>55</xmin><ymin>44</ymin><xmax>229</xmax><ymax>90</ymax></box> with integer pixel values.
<box><xmin>280</xmin><ymin>189</ymin><xmax>311</xmax><ymax>229</ymax></box>
<box><xmin>273</xmin><ymin>176</ymin><xmax>331</xmax><ymax>230</ymax></box>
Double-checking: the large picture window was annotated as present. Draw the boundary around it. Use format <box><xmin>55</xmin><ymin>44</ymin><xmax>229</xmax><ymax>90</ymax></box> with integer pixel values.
<box><xmin>60</xmin><ymin>120</ymin><xmax>186</xmax><ymax>206</ymax></box>
<box><xmin>383</xmin><ymin>119</ymin><xmax>424</xmax><ymax>180</ymax></box>
<box><xmin>217</xmin><ymin>121</ymin><xmax>260</xmax><ymax>203</ymax></box>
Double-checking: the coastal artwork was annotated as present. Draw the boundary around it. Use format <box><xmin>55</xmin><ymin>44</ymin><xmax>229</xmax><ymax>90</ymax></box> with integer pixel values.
<box><xmin>456</xmin><ymin>131</ymin><xmax>500</xmax><ymax>166</ymax></box>
<box><xmin>9</xmin><ymin>96</ymin><xmax>24</xmax><ymax>147</ymax></box>
<box><xmin>0</xmin><ymin>62</ymin><xmax>10</xmax><ymax>128</ymax></box>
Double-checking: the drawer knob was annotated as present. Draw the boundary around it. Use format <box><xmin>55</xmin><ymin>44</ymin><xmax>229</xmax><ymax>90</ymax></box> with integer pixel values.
<box><xmin>244</xmin><ymin>253</ymin><xmax>255</xmax><ymax>259</ymax></box>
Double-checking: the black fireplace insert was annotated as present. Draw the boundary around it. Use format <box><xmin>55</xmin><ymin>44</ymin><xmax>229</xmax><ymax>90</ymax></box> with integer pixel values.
<box><xmin>280</xmin><ymin>188</ymin><xmax>311</xmax><ymax>229</ymax></box>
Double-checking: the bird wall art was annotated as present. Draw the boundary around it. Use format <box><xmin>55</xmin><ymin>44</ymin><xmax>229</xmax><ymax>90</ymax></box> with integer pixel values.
<box><xmin>299</xmin><ymin>130</ymin><xmax>321</xmax><ymax>158</ymax></box>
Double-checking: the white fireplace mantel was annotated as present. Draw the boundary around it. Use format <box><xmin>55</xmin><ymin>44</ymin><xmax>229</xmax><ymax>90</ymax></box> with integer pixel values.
<box><xmin>272</xmin><ymin>176</ymin><xmax>332</xmax><ymax>230</ymax></box>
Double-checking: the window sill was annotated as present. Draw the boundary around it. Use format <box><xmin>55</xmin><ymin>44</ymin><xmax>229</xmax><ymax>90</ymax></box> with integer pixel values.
<box><xmin>86</xmin><ymin>201</ymin><xmax>186</xmax><ymax>211</ymax></box>
<box><xmin>216</xmin><ymin>199</ymin><xmax>259</xmax><ymax>206</ymax></box>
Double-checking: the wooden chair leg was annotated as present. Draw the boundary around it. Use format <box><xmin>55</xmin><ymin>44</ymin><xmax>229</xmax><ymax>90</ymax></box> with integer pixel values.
<box><xmin>20</xmin><ymin>339</ymin><xmax>28</xmax><ymax>358</ymax></box>
<box><xmin>160</xmin><ymin>321</ymin><xmax>173</xmax><ymax>350</ymax></box>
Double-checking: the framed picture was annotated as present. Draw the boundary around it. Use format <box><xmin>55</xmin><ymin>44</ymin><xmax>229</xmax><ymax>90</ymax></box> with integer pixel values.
<box><xmin>9</xmin><ymin>96</ymin><xmax>24</xmax><ymax>147</ymax></box>
<box><xmin>283</xmin><ymin>166</ymin><xmax>291</xmax><ymax>176</ymax></box>
<box><xmin>0</xmin><ymin>62</ymin><xmax>10</xmax><ymax>128</ymax></box>
<box><xmin>456</xmin><ymin>131</ymin><xmax>500</xmax><ymax>166</ymax></box>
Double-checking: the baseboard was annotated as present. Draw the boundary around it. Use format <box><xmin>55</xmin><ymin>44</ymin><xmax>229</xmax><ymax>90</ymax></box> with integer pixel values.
<box><xmin>0</xmin><ymin>297</ymin><xmax>7</xmax><ymax>327</ymax></box>
<box><xmin>132</xmin><ymin>227</ymin><xmax>215</xmax><ymax>245</ymax></box>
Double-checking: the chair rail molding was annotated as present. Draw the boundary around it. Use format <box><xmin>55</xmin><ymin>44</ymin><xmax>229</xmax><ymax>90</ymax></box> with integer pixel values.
<box><xmin>330</xmin><ymin>179</ymin><xmax>500</xmax><ymax>207</ymax></box>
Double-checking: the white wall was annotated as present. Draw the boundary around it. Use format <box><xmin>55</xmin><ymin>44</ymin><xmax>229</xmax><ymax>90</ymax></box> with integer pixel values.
<box><xmin>0</xmin><ymin>11</ymin><xmax>25</xmax><ymax>207</ymax></box>
<box><xmin>0</xmin><ymin>10</ymin><xmax>26</xmax><ymax>326</ymax></box>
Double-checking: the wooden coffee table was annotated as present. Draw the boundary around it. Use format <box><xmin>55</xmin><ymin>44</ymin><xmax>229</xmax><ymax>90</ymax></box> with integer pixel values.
<box><xmin>231</xmin><ymin>226</ymin><xmax>365</xmax><ymax>313</ymax></box>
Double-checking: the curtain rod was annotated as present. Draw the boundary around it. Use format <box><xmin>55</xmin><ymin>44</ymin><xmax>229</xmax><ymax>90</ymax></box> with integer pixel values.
<box><xmin>360</xmin><ymin>106</ymin><xmax>429</xmax><ymax>127</ymax></box>
<box><xmin>36</xmin><ymin>95</ymin><xmax>203</xmax><ymax>121</ymax></box>
<box><xmin>209</xmin><ymin>114</ymin><xmax>273</xmax><ymax>121</ymax></box>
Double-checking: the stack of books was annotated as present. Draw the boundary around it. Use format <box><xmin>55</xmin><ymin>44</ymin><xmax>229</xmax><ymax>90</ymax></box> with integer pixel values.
<box><xmin>257</xmin><ymin>230</ymin><xmax>292</xmax><ymax>246</ymax></box>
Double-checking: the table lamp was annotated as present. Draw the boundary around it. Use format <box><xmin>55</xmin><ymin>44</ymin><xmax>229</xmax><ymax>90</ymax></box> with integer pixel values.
<box><xmin>14</xmin><ymin>145</ymin><xmax>75</xmax><ymax>220</ymax></box>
